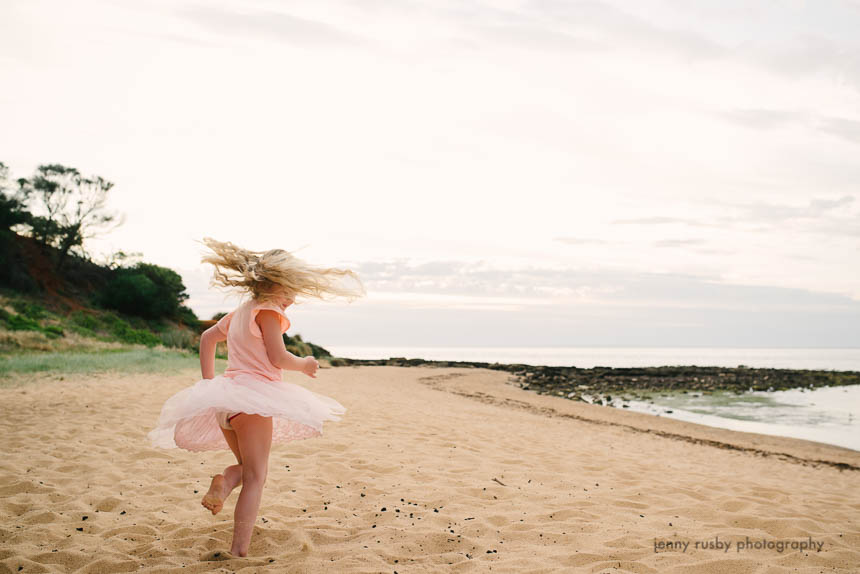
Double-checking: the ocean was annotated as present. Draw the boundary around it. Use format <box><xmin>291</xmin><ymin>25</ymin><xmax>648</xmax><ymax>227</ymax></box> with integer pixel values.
<box><xmin>327</xmin><ymin>346</ymin><xmax>860</xmax><ymax>451</ymax></box>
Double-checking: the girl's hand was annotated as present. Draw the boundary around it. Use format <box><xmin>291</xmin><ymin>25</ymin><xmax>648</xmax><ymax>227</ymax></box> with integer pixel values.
<box><xmin>302</xmin><ymin>356</ymin><xmax>319</xmax><ymax>378</ymax></box>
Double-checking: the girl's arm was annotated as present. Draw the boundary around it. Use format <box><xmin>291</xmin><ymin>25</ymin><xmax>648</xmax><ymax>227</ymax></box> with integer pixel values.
<box><xmin>199</xmin><ymin>325</ymin><xmax>227</xmax><ymax>379</ymax></box>
<box><xmin>257</xmin><ymin>310</ymin><xmax>318</xmax><ymax>378</ymax></box>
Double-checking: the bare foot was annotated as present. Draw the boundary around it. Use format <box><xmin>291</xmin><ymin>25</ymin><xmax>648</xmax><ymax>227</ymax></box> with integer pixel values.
<box><xmin>201</xmin><ymin>474</ymin><xmax>230</xmax><ymax>515</ymax></box>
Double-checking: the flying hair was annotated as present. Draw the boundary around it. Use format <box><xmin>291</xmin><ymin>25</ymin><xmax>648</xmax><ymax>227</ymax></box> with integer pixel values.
<box><xmin>200</xmin><ymin>237</ymin><xmax>365</xmax><ymax>303</ymax></box>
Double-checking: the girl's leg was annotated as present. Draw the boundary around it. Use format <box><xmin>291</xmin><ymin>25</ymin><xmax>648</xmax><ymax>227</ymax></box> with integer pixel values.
<box><xmin>222</xmin><ymin>424</ymin><xmax>243</xmax><ymax>465</ymax></box>
<box><xmin>201</xmin><ymin>426</ymin><xmax>244</xmax><ymax>515</ymax></box>
<box><xmin>229</xmin><ymin>414</ymin><xmax>273</xmax><ymax>557</ymax></box>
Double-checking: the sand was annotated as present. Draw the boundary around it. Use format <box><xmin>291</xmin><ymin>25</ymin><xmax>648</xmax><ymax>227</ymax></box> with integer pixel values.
<box><xmin>0</xmin><ymin>365</ymin><xmax>858</xmax><ymax>573</ymax></box>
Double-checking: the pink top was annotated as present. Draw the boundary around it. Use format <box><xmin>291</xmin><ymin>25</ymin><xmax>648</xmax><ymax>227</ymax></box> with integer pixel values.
<box><xmin>215</xmin><ymin>298</ymin><xmax>291</xmax><ymax>382</ymax></box>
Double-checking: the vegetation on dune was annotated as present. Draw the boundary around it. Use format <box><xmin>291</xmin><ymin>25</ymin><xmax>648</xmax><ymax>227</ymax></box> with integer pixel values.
<box><xmin>284</xmin><ymin>333</ymin><xmax>332</xmax><ymax>361</ymax></box>
<box><xmin>0</xmin><ymin>292</ymin><xmax>189</xmax><ymax>352</ymax></box>
<box><xmin>0</xmin><ymin>160</ymin><xmax>198</xmax><ymax>327</ymax></box>
<box><xmin>0</xmin><ymin>161</ymin><xmax>336</xmax><ymax>372</ymax></box>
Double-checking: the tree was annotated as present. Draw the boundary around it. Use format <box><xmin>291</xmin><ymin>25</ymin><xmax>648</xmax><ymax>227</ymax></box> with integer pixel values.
<box><xmin>99</xmin><ymin>249</ymin><xmax>143</xmax><ymax>270</ymax></box>
<box><xmin>0</xmin><ymin>162</ymin><xmax>37</xmax><ymax>290</ymax></box>
<box><xmin>18</xmin><ymin>164</ymin><xmax>123</xmax><ymax>270</ymax></box>
<box><xmin>0</xmin><ymin>162</ymin><xmax>29</xmax><ymax>230</ymax></box>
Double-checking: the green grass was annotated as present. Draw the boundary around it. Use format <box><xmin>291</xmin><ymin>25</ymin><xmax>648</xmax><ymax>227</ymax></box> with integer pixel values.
<box><xmin>0</xmin><ymin>347</ymin><xmax>227</xmax><ymax>382</ymax></box>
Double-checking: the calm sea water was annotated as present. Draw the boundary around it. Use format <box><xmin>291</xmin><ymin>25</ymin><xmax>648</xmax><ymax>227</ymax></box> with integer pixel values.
<box><xmin>599</xmin><ymin>386</ymin><xmax>860</xmax><ymax>451</ymax></box>
<box><xmin>328</xmin><ymin>346</ymin><xmax>860</xmax><ymax>451</ymax></box>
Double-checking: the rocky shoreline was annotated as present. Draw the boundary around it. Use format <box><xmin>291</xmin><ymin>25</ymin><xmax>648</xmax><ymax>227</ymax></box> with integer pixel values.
<box><xmin>330</xmin><ymin>357</ymin><xmax>860</xmax><ymax>404</ymax></box>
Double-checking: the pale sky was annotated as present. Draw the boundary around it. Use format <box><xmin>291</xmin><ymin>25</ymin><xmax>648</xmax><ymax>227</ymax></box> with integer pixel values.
<box><xmin>2</xmin><ymin>0</ymin><xmax>859</xmax><ymax>347</ymax></box>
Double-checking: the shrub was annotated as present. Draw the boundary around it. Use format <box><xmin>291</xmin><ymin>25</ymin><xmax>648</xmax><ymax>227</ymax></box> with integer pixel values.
<box><xmin>11</xmin><ymin>300</ymin><xmax>46</xmax><ymax>320</ymax></box>
<box><xmin>100</xmin><ymin>273</ymin><xmax>160</xmax><ymax>317</ymax></box>
<box><xmin>307</xmin><ymin>341</ymin><xmax>332</xmax><ymax>358</ymax></box>
<box><xmin>69</xmin><ymin>310</ymin><xmax>101</xmax><ymax>333</ymax></box>
<box><xmin>177</xmin><ymin>305</ymin><xmax>200</xmax><ymax>329</ymax></box>
<box><xmin>67</xmin><ymin>309</ymin><xmax>158</xmax><ymax>347</ymax></box>
<box><xmin>283</xmin><ymin>334</ymin><xmax>332</xmax><ymax>359</ymax></box>
<box><xmin>283</xmin><ymin>335</ymin><xmax>313</xmax><ymax>358</ymax></box>
<box><xmin>100</xmin><ymin>262</ymin><xmax>193</xmax><ymax>320</ymax></box>
<box><xmin>0</xmin><ymin>307</ymin><xmax>63</xmax><ymax>338</ymax></box>
<box><xmin>111</xmin><ymin>323</ymin><xmax>160</xmax><ymax>347</ymax></box>
<box><xmin>41</xmin><ymin>324</ymin><xmax>64</xmax><ymax>338</ymax></box>
<box><xmin>0</xmin><ymin>308</ymin><xmax>41</xmax><ymax>331</ymax></box>
<box><xmin>160</xmin><ymin>327</ymin><xmax>197</xmax><ymax>350</ymax></box>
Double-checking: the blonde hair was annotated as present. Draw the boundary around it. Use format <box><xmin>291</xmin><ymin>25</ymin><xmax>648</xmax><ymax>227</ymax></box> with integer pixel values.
<box><xmin>200</xmin><ymin>237</ymin><xmax>365</xmax><ymax>303</ymax></box>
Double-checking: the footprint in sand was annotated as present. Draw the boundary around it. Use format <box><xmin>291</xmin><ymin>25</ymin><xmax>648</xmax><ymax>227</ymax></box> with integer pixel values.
<box><xmin>201</xmin><ymin>550</ymin><xmax>235</xmax><ymax>561</ymax></box>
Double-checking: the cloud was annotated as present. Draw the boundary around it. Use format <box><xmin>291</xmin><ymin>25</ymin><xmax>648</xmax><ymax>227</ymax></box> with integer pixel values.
<box><xmin>718</xmin><ymin>109</ymin><xmax>809</xmax><ymax>130</ymax></box>
<box><xmin>525</xmin><ymin>0</ymin><xmax>722</xmax><ymax>60</ymax></box>
<box><xmin>179</xmin><ymin>5</ymin><xmax>364</xmax><ymax>47</ymax></box>
<box><xmin>612</xmin><ymin>195</ymin><xmax>857</xmax><ymax>237</ymax></box>
<box><xmin>138</xmin><ymin>31</ymin><xmax>221</xmax><ymax>49</ymax></box>
<box><xmin>723</xmin><ymin>195</ymin><xmax>855</xmax><ymax>224</ymax></box>
<box><xmin>721</xmin><ymin>195</ymin><xmax>858</xmax><ymax>237</ymax></box>
<box><xmin>806</xmin><ymin>217</ymin><xmax>860</xmax><ymax>238</ymax></box>
<box><xmin>343</xmin><ymin>259</ymin><xmax>855</xmax><ymax>311</ymax></box>
<box><xmin>616</xmin><ymin>2</ymin><xmax>860</xmax><ymax>93</ymax></box>
<box><xmin>612</xmin><ymin>216</ymin><xmax>696</xmax><ymax>225</ymax></box>
<box><xmin>278</xmin><ymin>261</ymin><xmax>860</xmax><ymax>346</ymax></box>
<box><xmin>520</xmin><ymin>1</ymin><xmax>860</xmax><ymax>99</ymax></box>
<box><xmin>716</xmin><ymin>108</ymin><xmax>860</xmax><ymax>146</ymax></box>
<box><xmin>184</xmin><ymin>257</ymin><xmax>860</xmax><ymax>346</ymax></box>
<box><xmin>610</xmin><ymin>216</ymin><xmax>727</xmax><ymax>230</ymax></box>
<box><xmin>809</xmin><ymin>195</ymin><xmax>855</xmax><ymax>211</ymax></box>
<box><xmin>294</xmin><ymin>300</ymin><xmax>860</xmax><ymax>347</ymax></box>
<box><xmin>754</xmin><ymin>35</ymin><xmax>860</xmax><ymax>93</ymax></box>
<box><xmin>472</xmin><ymin>22</ymin><xmax>601</xmax><ymax>52</ymax></box>
<box><xmin>654</xmin><ymin>238</ymin><xmax>706</xmax><ymax>248</ymax></box>
<box><xmin>817</xmin><ymin>117</ymin><xmax>860</xmax><ymax>145</ymax></box>
<box><xmin>553</xmin><ymin>237</ymin><xmax>610</xmax><ymax>245</ymax></box>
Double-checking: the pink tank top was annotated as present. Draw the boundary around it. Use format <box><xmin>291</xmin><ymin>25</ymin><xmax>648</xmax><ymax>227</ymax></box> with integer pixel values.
<box><xmin>215</xmin><ymin>298</ymin><xmax>291</xmax><ymax>382</ymax></box>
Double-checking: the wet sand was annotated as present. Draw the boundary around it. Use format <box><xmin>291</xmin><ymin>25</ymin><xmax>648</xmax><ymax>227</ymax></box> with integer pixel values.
<box><xmin>0</xmin><ymin>365</ymin><xmax>858</xmax><ymax>572</ymax></box>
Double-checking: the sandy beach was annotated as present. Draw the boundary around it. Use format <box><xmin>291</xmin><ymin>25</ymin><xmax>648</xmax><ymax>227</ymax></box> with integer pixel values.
<box><xmin>1</xmin><ymin>364</ymin><xmax>858</xmax><ymax>573</ymax></box>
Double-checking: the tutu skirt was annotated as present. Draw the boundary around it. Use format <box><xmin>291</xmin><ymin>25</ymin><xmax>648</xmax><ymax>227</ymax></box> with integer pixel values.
<box><xmin>147</xmin><ymin>373</ymin><xmax>346</xmax><ymax>452</ymax></box>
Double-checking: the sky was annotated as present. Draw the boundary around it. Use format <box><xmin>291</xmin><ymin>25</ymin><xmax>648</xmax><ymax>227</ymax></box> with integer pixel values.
<box><xmin>1</xmin><ymin>0</ymin><xmax>859</xmax><ymax>348</ymax></box>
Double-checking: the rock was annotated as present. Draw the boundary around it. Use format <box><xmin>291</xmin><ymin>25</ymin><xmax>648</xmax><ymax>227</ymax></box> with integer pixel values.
<box><xmin>327</xmin><ymin>358</ymin><xmax>860</xmax><ymax>395</ymax></box>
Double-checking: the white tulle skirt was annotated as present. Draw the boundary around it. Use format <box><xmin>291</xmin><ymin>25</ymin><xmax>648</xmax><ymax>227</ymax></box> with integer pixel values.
<box><xmin>147</xmin><ymin>373</ymin><xmax>346</xmax><ymax>452</ymax></box>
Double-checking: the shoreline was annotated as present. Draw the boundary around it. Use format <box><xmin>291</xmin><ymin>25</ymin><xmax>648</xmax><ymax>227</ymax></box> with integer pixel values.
<box><xmin>330</xmin><ymin>357</ymin><xmax>860</xmax><ymax>403</ymax></box>
<box><xmin>410</xmin><ymin>367</ymin><xmax>860</xmax><ymax>473</ymax></box>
